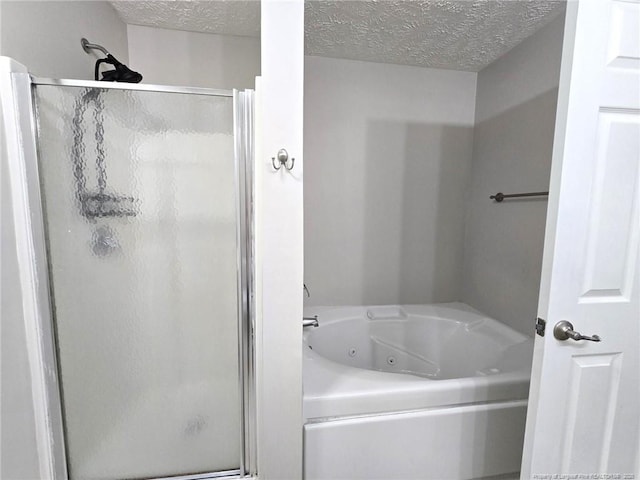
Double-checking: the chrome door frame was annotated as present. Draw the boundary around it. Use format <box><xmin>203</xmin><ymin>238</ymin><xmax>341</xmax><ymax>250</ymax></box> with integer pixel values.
<box><xmin>19</xmin><ymin>74</ymin><xmax>255</xmax><ymax>480</ymax></box>
<box><xmin>233</xmin><ymin>89</ymin><xmax>256</xmax><ymax>478</ymax></box>
<box><xmin>32</xmin><ymin>77</ymin><xmax>234</xmax><ymax>98</ymax></box>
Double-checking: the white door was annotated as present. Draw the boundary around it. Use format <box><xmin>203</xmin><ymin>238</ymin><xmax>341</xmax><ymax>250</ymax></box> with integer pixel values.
<box><xmin>521</xmin><ymin>0</ymin><xmax>640</xmax><ymax>477</ymax></box>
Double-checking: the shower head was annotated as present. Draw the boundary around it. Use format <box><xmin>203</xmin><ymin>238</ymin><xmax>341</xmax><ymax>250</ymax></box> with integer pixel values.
<box><xmin>96</xmin><ymin>56</ymin><xmax>143</xmax><ymax>83</ymax></box>
<box><xmin>81</xmin><ymin>37</ymin><xmax>143</xmax><ymax>83</ymax></box>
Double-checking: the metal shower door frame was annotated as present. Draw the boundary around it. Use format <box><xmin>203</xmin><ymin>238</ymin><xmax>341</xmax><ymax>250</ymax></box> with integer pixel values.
<box><xmin>6</xmin><ymin>69</ymin><xmax>255</xmax><ymax>480</ymax></box>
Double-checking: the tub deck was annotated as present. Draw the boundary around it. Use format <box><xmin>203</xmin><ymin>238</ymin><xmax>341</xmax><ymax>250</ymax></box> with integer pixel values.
<box><xmin>304</xmin><ymin>302</ymin><xmax>533</xmax><ymax>420</ymax></box>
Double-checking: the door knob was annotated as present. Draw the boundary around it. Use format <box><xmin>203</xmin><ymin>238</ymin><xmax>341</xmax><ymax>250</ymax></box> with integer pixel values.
<box><xmin>553</xmin><ymin>320</ymin><xmax>601</xmax><ymax>342</ymax></box>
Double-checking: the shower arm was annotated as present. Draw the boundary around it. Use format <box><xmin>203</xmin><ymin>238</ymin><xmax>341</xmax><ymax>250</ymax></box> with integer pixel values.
<box><xmin>81</xmin><ymin>38</ymin><xmax>110</xmax><ymax>56</ymax></box>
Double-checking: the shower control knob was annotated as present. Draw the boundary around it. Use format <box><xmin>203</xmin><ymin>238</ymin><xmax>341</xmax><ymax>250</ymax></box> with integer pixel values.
<box><xmin>553</xmin><ymin>320</ymin><xmax>601</xmax><ymax>342</ymax></box>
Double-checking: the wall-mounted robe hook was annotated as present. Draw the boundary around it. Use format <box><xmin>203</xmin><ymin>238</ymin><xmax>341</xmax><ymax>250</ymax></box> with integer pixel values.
<box><xmin>272</xmin><ymin>148</ymin><xmax>295</xmax><ymax>171</ymax></box>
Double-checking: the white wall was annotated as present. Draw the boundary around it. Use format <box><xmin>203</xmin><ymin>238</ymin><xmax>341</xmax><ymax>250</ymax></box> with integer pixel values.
<box><xmin>0</xmin><ymin>1</ymin><xmax>128</xmax><ymax>79</ymax></box>
<box><xmin>127</xmin><ymin>25</ymin><xmax>260</xmax><ymax>89</ymax></box>
<box><xmin>461</xmin><ymin>13</ymin><xmax>565</xmax><ymax>336</ymax></box>
<box><xmin>304</xmin><ymin>56</ymin><xmax>476</xmax><ymax>306</ymax></box>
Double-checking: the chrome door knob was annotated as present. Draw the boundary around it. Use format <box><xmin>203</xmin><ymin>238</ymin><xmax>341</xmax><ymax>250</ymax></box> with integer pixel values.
<box><xmin>553</xmin><ymin>320</ymin><xmax>601</xmax><ymax>342</ymax></box>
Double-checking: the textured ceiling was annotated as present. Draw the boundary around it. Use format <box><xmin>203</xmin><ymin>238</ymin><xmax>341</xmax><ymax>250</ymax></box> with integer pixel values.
<box><xmin>305</xmin><ymin>1</ymin><xmax>565</xmax><ymax>71</ymax></box>
<box><xmin>111</xmin><ymin>0</ymin><xmax>565</xmax><ymax>72</ymax></box>
<box><xmin>111</xmin><ymin>1</ymin><xmax>261</xmax><ymax>37</ymax></box>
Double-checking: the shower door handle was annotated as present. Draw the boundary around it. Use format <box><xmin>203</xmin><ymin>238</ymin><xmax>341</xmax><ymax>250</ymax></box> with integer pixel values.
<box><xmin>553</xmin><ymin>321</ymin><xmax>601</xmax><ymax>342</ymax></box>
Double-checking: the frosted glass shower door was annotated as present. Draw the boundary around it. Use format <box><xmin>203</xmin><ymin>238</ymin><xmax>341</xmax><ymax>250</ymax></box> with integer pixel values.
<box><xmin>34</xmin><ymin>85</ymin><xmax>243</xmax><ymax>480</ymax></box>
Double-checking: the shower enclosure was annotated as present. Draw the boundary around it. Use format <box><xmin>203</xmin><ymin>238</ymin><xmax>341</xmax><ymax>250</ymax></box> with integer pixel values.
<box><xmin>2</xmin><ymin>61</ymin><xmax>255</xmax><ymax>480</ymax></box>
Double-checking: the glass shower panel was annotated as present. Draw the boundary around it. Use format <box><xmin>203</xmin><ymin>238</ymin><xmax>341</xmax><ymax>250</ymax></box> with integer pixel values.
<box><xmin>34</xmin><ymin>85</ymin><xmax>241</xmax><ymax>480</ymax></box>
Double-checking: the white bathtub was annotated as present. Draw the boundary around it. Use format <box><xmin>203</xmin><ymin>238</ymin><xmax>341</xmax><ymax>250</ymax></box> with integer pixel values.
<box><xmin>303</xmin><ymin>302</ymin><xmax>533</xmax><ymax>480</ymax></box>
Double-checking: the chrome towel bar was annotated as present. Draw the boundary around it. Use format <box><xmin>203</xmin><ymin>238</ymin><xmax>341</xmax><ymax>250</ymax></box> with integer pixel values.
<box><xmin>490</xmin><ymin>191</ymin><xmax>549</xmax><ymax>202</ymax></box>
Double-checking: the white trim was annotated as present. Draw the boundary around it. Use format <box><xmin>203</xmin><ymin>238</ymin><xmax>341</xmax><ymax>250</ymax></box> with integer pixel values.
<box><xmin>253</xmin><ymin>75</ymin><xmax>264</xmax><ymax>478</ymax></box>
<box><xmin>0</xmin><ymin>57</ymin><xmax>65</xmax><ymax>480</ymax></box>
<box><xmin>255</xmin><ymin>1</ymin><xmax>305</xmax><ymax>478</ymax></box>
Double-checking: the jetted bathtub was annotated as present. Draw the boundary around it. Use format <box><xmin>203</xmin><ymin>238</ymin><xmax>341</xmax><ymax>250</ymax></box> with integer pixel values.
<box><xmin>303</xmin><ymin>302</ymin><xmax>533</xmax><ymax>480</ymax></box>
